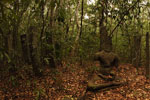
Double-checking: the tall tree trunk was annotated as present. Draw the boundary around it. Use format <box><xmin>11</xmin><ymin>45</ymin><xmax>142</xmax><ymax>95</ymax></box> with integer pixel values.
<box><xmin>12</xmin><ymin>0</ymin><xmax>21</xmax><ymax>66</ymax></box>
<box><xmin>80</xmin><ymin>0</ymin><xmax>84</xmax><ymax>37</ymax></box>
<box><xmin>20</xmin><ymin>34</ymin><xmax>29</xmax><ymax>63</ymax></box>
<box><xmin>99</xmin><ymin>1</ymin><xmax>112</xmax><ymax>52</ymax></box>
<box><xmin>45</xmin><ymin>1</ymin><xmax>56</xmax><ymax>68</ymax></box>
<box><xmin>40</xmin><ymin>0</ymin><xmax>46</xmax><ymax>64</ymax></box>
<box><xmin>146</xmin><ymin>32</ymin><xmax>150</xmax><ymax>79</ymax></box>
<box><xmin>71</xmin><ymin>0</ymin><xmax>80</xmax><ymax>56</ymax></box>
<box><xmin>29</xmin><ymin>26</ymin><xmax>42</xmax><ymax>76</ymax></box>
<box><xmin>132</xmin><ymin>35</ymin><xmax>141</xmax><ymax>67</ymax></box>
<box><xmin>99</xmin><ymin>26</ymin><xmax>112</xmax><ymax>52</ymax></box>
<box><xmin>114</xmin><ymin>29</ymin><xmax>118</xmax><ymax>52</ymax></box>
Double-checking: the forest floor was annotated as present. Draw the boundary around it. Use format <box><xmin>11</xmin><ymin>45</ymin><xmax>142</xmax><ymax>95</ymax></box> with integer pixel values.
<box><xmin>0</xmin><ymin>62</ymin><xmax>150</xmax><ymax>100</ymax></box>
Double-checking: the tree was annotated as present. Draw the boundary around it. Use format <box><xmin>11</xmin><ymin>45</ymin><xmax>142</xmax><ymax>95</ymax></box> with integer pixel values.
<box><xmin>146</xmin><ymin>32</ymin><xmax>150</xmax><ymax>79</ymax></box>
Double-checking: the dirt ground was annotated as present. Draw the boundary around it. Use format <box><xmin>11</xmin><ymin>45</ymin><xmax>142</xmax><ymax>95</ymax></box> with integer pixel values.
<box><xmin>0</xmin><ymin>63</ymin><xmax>150</xmax><ymax>100</ymax></box>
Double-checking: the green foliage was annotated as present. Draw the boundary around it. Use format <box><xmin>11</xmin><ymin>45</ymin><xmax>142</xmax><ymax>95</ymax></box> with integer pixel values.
<box><xmin>9</xmin><ymin>75</ymin><xmax>19</xmax><ymax>87</ymax></box>
<box><xmin>4</xmin><ymin>52</ymin><xmax>11</xmax><ymax>63</ymax></box>
<box><xmin>34</xmin><ymin>88</ymin><xmax>45</xmax><ymax>100</ymax></box>
<box><xmin>51</xmin><ymin>69</ymin><xmax>61</xmax><ymax>76</ymax></box>
<box><xmin>0</xmin><ymin>0</ymin><xmax>14</xmax><ymax>3</ymax></box>
<box><xmin>43</xmin><ymin>57</ymin><xmax>50</xmax><ymax>65</ymax></box>
<box><xmin>57</xmin><ymin>7</ymin><xmax>67</xmax><ymax>23</ymax></box>
<box><xmin>0</xmin><ymin>48</ymin><xmax>11</xmax><ymax>64</ymax></box>
<box><xmin>0</xmin><ymin>0</ymin><xmax>149</xmax><ymax>74</ymax></box>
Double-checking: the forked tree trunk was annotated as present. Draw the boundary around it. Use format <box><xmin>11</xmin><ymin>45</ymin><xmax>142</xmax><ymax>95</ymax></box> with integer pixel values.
<box><xmin>146</xmin><ymin>32</ymin><xmax>150</xmax><ymax>79</ymax></box>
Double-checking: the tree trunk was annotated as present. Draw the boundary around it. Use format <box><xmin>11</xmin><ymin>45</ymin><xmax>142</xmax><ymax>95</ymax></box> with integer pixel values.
<box><xmin>28</xmin><ymin>26</ymin><xmax>42</xmax><ymax>76</ymax></box>
<box><xmin>80</xmin><ymin>0</ymin><xmax>84</xmax><ymax>37</ymax></box>
<box><xmin>100</xmin><ymin>26</ymin><xmax>112</xmax><ymax>52</ymax></box>
<box><xmin>146</xmin><ymin>32</ymin><xmax>150</xmax><ymax>79</ymax></box>
<box><xmin>99</xmin><ymin>1</ymin><xmax>112</xmax><ymax>52</ymax></box>
<box><xmin>20</xmin><ymin>34</ymin><xmax>29</xmax><ymax>63</ymax></box>
<box><xmin>44</xmin><ymin>2</ymin><xmax>56</xmax><ymax>68</ymax></box>
<box><xmin>40</xmin><ymin>0</ymin><xmax>45</xmax><ymax>64</ymax></box>
<box><xmin>71</xmin><ymin>0</ymin><xmax>80</xmax><ymax>56</ymax></box>
<box><xmin>132</xmin><ymin>35</ymin><xmax>141</xmax><ymax>67</ymax></box>
<box><xmin>12</xmin><ymin>0</ymin><xmax>22</xmax><ymax>65</ymax></box>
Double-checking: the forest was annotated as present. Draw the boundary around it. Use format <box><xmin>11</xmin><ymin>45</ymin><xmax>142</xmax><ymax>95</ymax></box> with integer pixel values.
<box><xmin>0</xmin><ymin>0</ymin><xmax>150</xmax><ymax>100</ymax></box>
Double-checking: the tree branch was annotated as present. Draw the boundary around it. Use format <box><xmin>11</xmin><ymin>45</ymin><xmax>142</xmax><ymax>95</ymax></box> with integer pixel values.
<box><xmin>109</xmin><ymin>0</ymin><xmax>140</xmax><ymax>37</ymax></box>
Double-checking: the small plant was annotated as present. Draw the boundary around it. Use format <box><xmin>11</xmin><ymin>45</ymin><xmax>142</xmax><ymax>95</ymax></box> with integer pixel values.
<box><xmin>34</xmin><ymin>88</ymin><xmax>45</xmax><ymax>100</ymax></box>
<box><xmin>9</xmin><ymin>75</ymin><xmax>18</xmax><ymax>87</ymax></box>
<box><xmin>51</xmin><ymin>69</ymin><xmax>60</xmax><ymax>76</ymax></box>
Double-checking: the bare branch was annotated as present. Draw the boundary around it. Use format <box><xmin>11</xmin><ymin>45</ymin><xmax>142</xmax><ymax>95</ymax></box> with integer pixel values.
<box><xmin>109</xmin><ymin>0</ymin><xmax>140</xmax><ymax>37</ymax></box>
